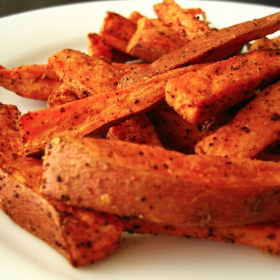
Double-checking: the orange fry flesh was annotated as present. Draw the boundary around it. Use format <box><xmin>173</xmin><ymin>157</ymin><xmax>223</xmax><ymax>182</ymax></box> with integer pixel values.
<box><xmin>20</xmin><ymin>66</ymin><xmax>200</xmax><ymax>156</ymax></box>
<box><xmin>0</xmin><ymin>104</ymin><xmax>123</xmax><ymax>267</ymax></box>
<box><xmin>42</xmin><ymin>136</ymin><xmax>280</xmax><ymax>228</ymax></box>
<box><xmin>153</xmin><ymin>0</ymin><xmax>211</xmax><ymax>42</ymax></box>
<box><xmin>87</xmin><ymin>33</ymin><xmax>135</xmax><ymax>63</ymax></box>
<box><xmin>123</xmin><ymin>218</ymin><xmax>280</xmax><ymax>257</ymax></box>
<box><xmin>106</xmin><ymin>114</ymin><xmax>162</xmax><ymax>147</ymax></box>
<box><xmin>48</xmin><ymin>49</ymin><xmax>122</xmax><ymax>99</ymax></box>
<box><xmin>100</xmin><ymin>11</ymin><xmax>137</xmax><ymax>53</ymax></box>
<box><xmin>147</xmin><ymin>102</ymin><xmax>213</xmax><ymax>154</ymax></box>
<box><xmin>0</xmin><ymin>64</ymin><xmax>61</xmax><ymax>100</ymax></box>
<box><xmin>127</xmin><ymin>17</ymin><xmax>185</xmax><ymax>62</ymax></box>
<box><xmin>165</xmin><ymin>49</ymin><xmax>280</xmax><ymax>124</ymax></box>
<box><xmin>119</xmin><ymin>11</ymin><xmax>280</xmax><ymax>87</ymax></box>
<box><xmin>47</xmin><ymin>84</ymin><xmax>79</xmax><ymax>108</ymax></box>
<box><xmin>195</xmin><ymin>80</ymin><xmax>280</xmax><ymax>159</ymax></box>
<box><xmin>249</xmin><ymin>35</ymin><xmax>280</xmax><ymax>51</ymax></box>
<box><xmin>4</xmin><ymin>1</ymin><xmax>280</xmax><ymax>267</ymax></box>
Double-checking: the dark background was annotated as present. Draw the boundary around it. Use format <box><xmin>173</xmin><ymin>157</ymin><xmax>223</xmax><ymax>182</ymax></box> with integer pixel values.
<box><xmin>0</xmin><ymin>0</ymin><xmax>279</xmax><ymax>18</ymax></box>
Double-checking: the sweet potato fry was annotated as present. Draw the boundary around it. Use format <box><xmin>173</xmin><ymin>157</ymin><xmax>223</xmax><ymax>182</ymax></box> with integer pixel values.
<box><xmin>113</xmin><ymin>62</ymin><xmax>150</xmax><ymax>76</ymax></box>
<box><xmin>47</xmin><ymin>84</ymin><xmax>79</xmax><ymax>108</ymax></box>
<box><xmin>42</xmin><ymin>136</ymin><xmax>280</xmax><ymax>228</ymax></box>
<box><xmin>128</xmin><ymin>11</ymin><xmax>144</xmax><ymax>23</ymax></box>
<box><xmin>1</xmin><ymin>179</ymin><xmax>123</xmax><ymax>267</ymax></box>
<box><xmin>106</xmin><ymin>114</ymin><xmax>162</xmax><ymax>146</ymax></box>
<box><xmin>195</xmin><ymin>80</ymin><xmax>280</xmax><ymax>159</ymax></box>
<box><xmin>147</xmin><ymin>102</ymin><xmax>207</xmax><ymax>153</ymax></box>
<box><xmin>166</xmin><ymin>49</ymin><xmax>280</xmax><ymax>124</ymax></box>
<box><xmin>0</xmin><ymin>104</ymin><xmax>22</xmax><ymax>156</ymax></box>
<box><xmin>87</xmin><ymin>33</ymin><xmax>135</xmax><ymax>63</ymax></box>
<box><xmin>48</xmin><ymin>49</ymin><xmax>122</xmax><ymax>99</ymax></box>
<box><xmin>184</xmin><ymin>8</ymin><xmax>207</xmax><ymax>21</ymax></box>
<box><xmin>153</xmin><ymin>0</ymin><xmax>211</xmax><ymax>42</ymax></box>
<box><xmin>123</xmin><ymin>217</ymin><xmax>280</xmax><ymax>257</ymax></box>
<box><xmin>0</xmin><ymin>64</ymin><xmax>61</xmax><ymax>100</ymax></box>
<box><xmin>20</xmin><ymin>65</ymin><xmax>201</xmax><ymax>156</ymax></box>
<box><xmin>46</xmin><ymin>57</ymin><xmax>148</xmax><ymax>108</ymax></box>
<box><xmin>127</xmin><ymin>17</ymin><xmax>185</xmax><ymax>62</ymax></box>
<box><xmin>100</xmin><ymin>11</ymin><xmax>137</xmax><ymax>53</ymax></box>
<box><xmin>249</xmin><ymin>36</ymin><xmax>280</xmax><ymax>51</ymax></box>
<box><xmin>147</xmin><ymin>102</ymin><xmax>231</xmax><ymax>154</ymax></box>
<box><xmin>119</xmin><ymin>11</ymin><xmax>280</xmax><ymax>87</ymax></box>
<box><xmin>0</xmin><ymin>104</ymin><xmax>123</xmax><ymax>267</ymax></box>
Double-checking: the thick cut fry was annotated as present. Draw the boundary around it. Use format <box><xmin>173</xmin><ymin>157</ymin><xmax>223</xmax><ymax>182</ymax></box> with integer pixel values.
<box><xmin>100</xmin><ymin>11</ymin><xmax>137</xmax><ymax>53</ymax></box>
<box><xmin>48</xmin><ymin>49</ymin><xmax>122</xmax><ymax>99</ymax></box>
<box><xmin>147</xmin><ymin>102</ymin><xmax>231</xmax><ymax>154</ymax></box>
<box><xmin>166</xmin><ymin>49</ymin><xmax>280</xmax><ymax>124</ymax></box>
<box><xmin>106</xmin><ymin>114</ymin><xmax>162</xmax><ymax>147</ymax></box>
<box><xmin>0</xmin><ymin>104</ymin><xmax>123</xmax><ymax>267</ymax></box>
<box><xmin>184</xmin><ymin>8</ymin><xmax>207</xmax><ymax>21</ymax></box>
<box><xmin>195</xmin><ymin>80</ymin><xmax>280</xmax><ymax>159</ymax></box>
<box><xmin>128</xmin><ymin>11</ymin><xmax>144</xmax><ymax>23</ymax></box>
<box><xmin>127</xmin><ymin>17</ymin><xmax>185</xmax><ymax>62</ymax></box>
<box><xmin>123</xmin><ymin>218</ymin><xmax>280</xmax><ymax>257</ymax></box>
<box><xmin>45</xmin><ymin>60</ymin><xmax>149</xmax><ymax>108</ymax></box>
<box><xmin>0</xmin><ymin>64</ymin><xmax>61</xmax><ymax>100</ymax></box>
<box><xmin>1</xmin><ymin>179</ymin><xmax>123</xmax><ymax>267</ymax></box>
<box><xmin>153</xmin><ymin>0</ymin><xmax>211</xmax><ymax>42</ymax></box>
<box><xmin>47</xmin><ymin>84</ymin><xmax>79</xmax><ymax>108</ymax></box>
<box><xmin>42</xmin><ymin>136</ymin><xmax>280</xmax><ymax>228</ymax></box>
<box><xmin>148</xmin><ymin>102</ymin><xmax>208</xmax><ymax>153</ymax></box>
<box><xmin>0</xmin><ymin>104</ymin><xmax>22</xmax><ymax>156</ymax></box>
<box><xmin>113</xmin><ymin>62</ymin><xmax>149</xmax><ymax>76</ymax></box>
<box><xmin>119</xmin><ymin>12</ymin><xmax>280</xmax><ymax>87</ymax></box>
<box><xmin>249</xmin><ymin>36</ymin><xmax>280</xmax><ymax>51</ymax></box>
<box><xmin>20</xmin><ymin>65</ymin><xmax>201</xmax><ymax>156</ymax></box>
<box><xmin>87</xmin><ymin>33</ymin><xmax>135</xmax><ymax>63</ymax></box>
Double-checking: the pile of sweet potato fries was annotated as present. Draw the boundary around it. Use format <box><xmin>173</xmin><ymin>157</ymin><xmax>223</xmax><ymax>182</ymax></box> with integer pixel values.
<box><xmin>1</xmin><ymin>0</ymin><xmax>280</xmax><ymax>267</ymax></box>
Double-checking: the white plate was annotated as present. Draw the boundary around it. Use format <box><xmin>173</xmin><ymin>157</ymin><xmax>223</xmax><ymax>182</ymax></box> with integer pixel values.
<box><xmin>1</xmin><ymin>1</ymin><xmax>280</xmax><ymax>279</ymax></box>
